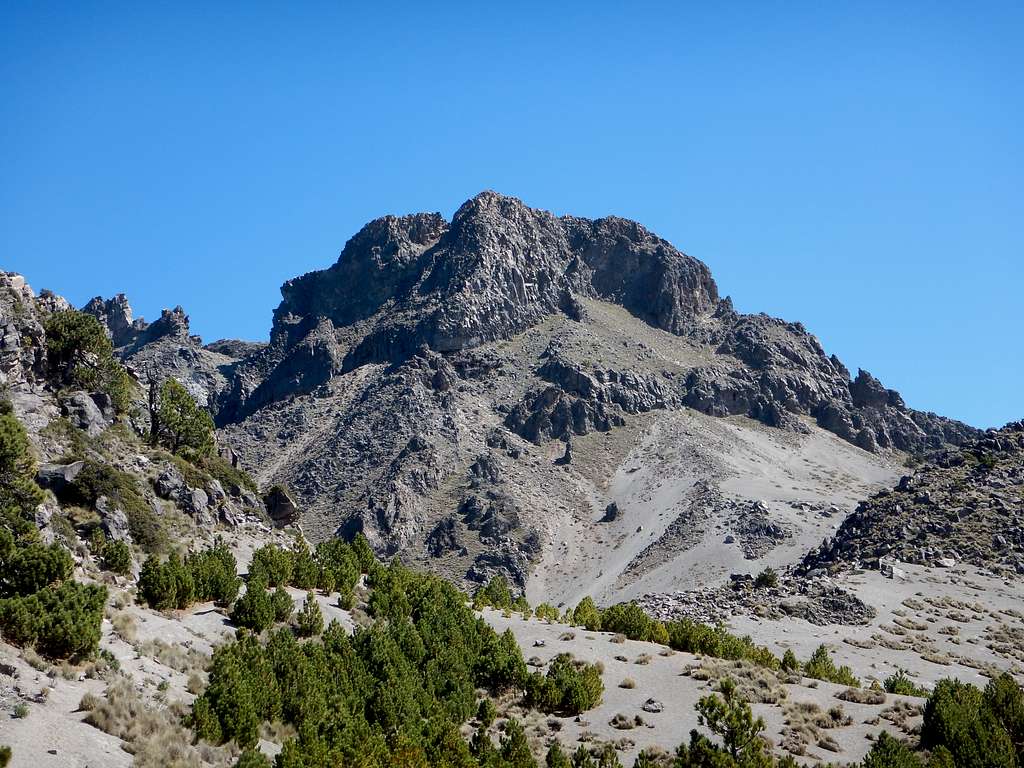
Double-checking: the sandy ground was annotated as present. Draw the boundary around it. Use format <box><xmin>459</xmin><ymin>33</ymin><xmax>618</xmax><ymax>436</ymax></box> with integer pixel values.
<box><xmin>483</xmin><ymin>608</ymin><xmax>920</xmax><ymax>766</ymax></box>
<box><xmin>527</xmin><ymin>411</ymin><xmax>899</xmax><ymax>608</ymax></box>
<box><xmin>727</xmin><ymin>564</ymin><xmax>1024</xmax><ymax>690</ymax></box>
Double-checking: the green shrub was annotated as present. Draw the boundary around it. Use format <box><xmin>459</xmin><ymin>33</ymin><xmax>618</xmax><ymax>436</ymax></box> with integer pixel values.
<box><xmin>473</xmin><ymin>575</ymin><xmax>513</xmax><ymax>610</ymax></box>
<box><xmin>101</xmin><ymin>539</ymin><xmax>132</xmax><ymax>575</ymax></box>
<box><xmin>0</xmin><ymin>409</ymin><xmax>46</xmax><ymax>532</ymax></box>
<box><xmin>188</xmin><ymin>541</ymin><xmax>240</xmax><ymax>606</ymax></box>
<box><xmin>922</xmin><ymin>677</ymin><xmax>1017</xmax><ymax>768</ymax></box>
<box><xmin>803</xmin><ymin>644</ymin><xmax>860</xmax><ymax>686</ymax></box>
<box><xmin>884</xmin><ymin>669</ymin><xmax>929</xmax><ymax>697</ymax></box>
<box><xmin>232</xmin><ymin>582</ymin><xmax>274</xmax><ymax>632</ymax></box>
<box><xmin>0</xmin><ymin>537</ymin><xmax>73</xmax><ymax>597</ymax></box>
<box><xmin>271</xmin><ymin>586</ymin><xmax>294</xmax><ymax>623</ymax></box>
<box><xmin>0</xmin><ymin>581</ymin><xmax>106</xmax><ymax>659</ymax></box>
<box><xmin>600</xmin><ymin>601</ymin><xmax>662</xmax><ymax>642</ymax></box>
<box><xmin>43</xmin><ymin>310</ymin><xmax>134</xmax><ymax>412</ymax></box>
<box><xmin>477</xmin><ymin>698</ymin><xmax>496</xmax><ymax>727</ymax></box>
<box><xmin>0</xmin><ymin>745</ymin><xmax>10</xmax><ymax>768</ymax></box>
<box><xmin>861</xmin><ymin>731</ymin><xmax>921</xmax><ymax>768</ymax></box>
<box><xmin>534</xmin><ymin>602</ymin><xmax>560</xmax><ymax>623</ymax></box>
<box><xmin>569</xmin><ymin>596</ymin><xmax>601</xmax><ymax>631</ymax></box>
<box><xmin>249</xmin><ymin>544</ymin><xmax>294</xmax><ymax>587</ymax></box>
<box><xmin>527</xmin><ymin>653</ymin><xmax>603</xmax><ymax>715</ymax></box>
<box><xmin>153</xmin><ymin>378</ymin><xmax>214</xmax><ymax>456</ymax></box>
<box><xmin>295</xmin><ymin>591</ymin><xmax>323</xmax><ymax>637</ymax></box>
<box><xmin>781</xmin><ymin>648</ymin><xmax>799</xmax><ymax>673</ymax></box>
<box><xmin>665</xmin><ymin>618</ymin><xmax>779</xmax><ymax>669</ymax></box>
<box><xmin>695</xmin><ymin>677</ymin><xmax>769</xmax><ymax>764</ymax></box>
<box><xmin>754</xmin><ymin>567</ymin><xmax>778</xmax><ymax>589</ymax></box>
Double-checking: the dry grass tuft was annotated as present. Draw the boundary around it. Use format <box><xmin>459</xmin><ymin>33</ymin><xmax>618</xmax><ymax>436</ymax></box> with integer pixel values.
<box><xmin>135</xmin><ymin>639</ymin><xmax>208</xmax><ymax>674</ymax></box>
<box><xmin>836</xmin><ymin>687</ymin><xmax>886</xmax><ymax>705</ymax></box>
<box><xmin>111</xmin><ymin>611</ymin><xmax>138</xmax><ymax>643</ymax></box>
<box><xmin>80</xmin><ymin>677</ymin><xmax>236</xmax><ymax>767</ymax></box>
<box><xmin>619</xmin><ymin>677</ymin><xmax>636</xmax><ymax>689</ymax></box>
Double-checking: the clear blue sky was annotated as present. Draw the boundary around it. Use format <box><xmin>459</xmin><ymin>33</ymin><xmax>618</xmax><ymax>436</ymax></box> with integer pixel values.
<box><xmin>2</xmin><ymin>2</ymin><xmax>1020</xmax><ymax>429</ymax></box>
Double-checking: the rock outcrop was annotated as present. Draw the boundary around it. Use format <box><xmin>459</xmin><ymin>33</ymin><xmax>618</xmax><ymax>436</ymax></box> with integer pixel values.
<box><xmin>801</xmin><ymin>421</ymin><xmax>1024</xmax><ymax>578</ymax></box>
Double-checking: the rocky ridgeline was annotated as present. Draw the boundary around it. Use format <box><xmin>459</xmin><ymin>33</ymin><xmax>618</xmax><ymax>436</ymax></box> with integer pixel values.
<box><xmin>801</xmin><ymin>422</ymin><xmax>1024</xmax><ymax>578</ymax></box>
<box><xmin>213</xmin><ymin>192</ymin><xmax>974</xmax><ymax>454</ymax></box>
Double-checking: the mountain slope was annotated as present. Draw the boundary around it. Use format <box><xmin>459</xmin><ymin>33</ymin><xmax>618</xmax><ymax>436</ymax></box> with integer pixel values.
<box><xmin>80</xmin><ymin>191</ymin><xmax>979</xmax><ymax>599</ymax></box>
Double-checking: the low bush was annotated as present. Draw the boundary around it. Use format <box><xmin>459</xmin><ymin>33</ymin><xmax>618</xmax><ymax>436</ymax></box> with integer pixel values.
<box><xmin>231</xmin><ymin>580</ymin><xmax>274</xmax><ymax>632</ymax></box>
<box><xmin>138</xmin><ymin>541</ymin><xmax>239</xmax><ymax>610</ymax></box>
<box><xmin>803</xmin><ymin>645</ymin><xmax>860</xmax><ymax>687</ymax></box>
<box><xmin>100</xmin><ymin>539</ymin><xmax>132</xmax><ymax>575</ymax></box>
<box><xmin>527</xmin><ymin>653</ymin><xmax>604</xmax><ymax>715</ymax></box>
<box><xmin>884</xmin><ymin>669</ymin><xmax>930</xmax><ymax>698</ymax></box>
<box><xmin>0</xmin><ymin>581</ymin><xmax>106</xmax><ymax>659</ymax></box>
<box><xmin>295</xmin><ymin>591</ymin><xmax>323</xmax><ymax>637</ymax></box>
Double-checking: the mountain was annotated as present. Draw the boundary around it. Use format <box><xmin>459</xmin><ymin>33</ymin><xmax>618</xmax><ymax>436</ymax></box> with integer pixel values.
<box><xmin>77</xmin><ymin>192</ymin><xmax>977</xmax><ymax>603</ymax></box>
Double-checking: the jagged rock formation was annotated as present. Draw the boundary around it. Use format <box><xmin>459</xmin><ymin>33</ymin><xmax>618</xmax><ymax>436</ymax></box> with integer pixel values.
<box><xmin>82</xmin><ymin>295</ymin><xmax>249</xmax><ymax>408</ymax></box>
<box><xmin>801</xmin><ymin>422</ymin><xmax>1024</xmax><ymax>578</ymax></box>
<box><xmin>0</xmin><ymin>272</ymin><xmax>271</xmax><ymax>544</ymax></box>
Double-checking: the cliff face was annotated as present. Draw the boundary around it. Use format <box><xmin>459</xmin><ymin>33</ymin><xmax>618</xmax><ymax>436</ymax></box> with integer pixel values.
<box><xmin>71</xmin><ymin>191</ymin><xmax>982</xmax><ymax>594</ymax></box>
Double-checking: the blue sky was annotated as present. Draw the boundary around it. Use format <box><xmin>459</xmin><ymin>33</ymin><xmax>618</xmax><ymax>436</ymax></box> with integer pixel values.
<box><xmin>2</xmin><ymin>2</ymin><xmax>1020</xmax><ymax>428</ymax></box>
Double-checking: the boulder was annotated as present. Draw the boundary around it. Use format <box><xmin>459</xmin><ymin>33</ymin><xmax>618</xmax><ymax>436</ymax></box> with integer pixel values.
<box><xmin>600</xmin><ymin>502</ymin><xmax>621</xmax><ymax>523</ymax></box>
<box><xmin>61</xmin><ymin>391</ymin><xmax>109</xmax><ymax>437</ymax></box>
<box><xmin>263</xmin><ymin>485</ymin><xmax>299</xmax><ymax>528</ymax></box>
<box><xmin>36</xmin><ymin>461</ymin><xmax>85</xmax><ymax>494</ymax></box>
<box><xmin>155</xmin><ymin>466</ymin><xmax>186</xmax><ymax>500</ymax></box>
<box><xmin>96</xmin><ymin>496</ymin><xmax>131</xmax><ymax>542</ymax></box>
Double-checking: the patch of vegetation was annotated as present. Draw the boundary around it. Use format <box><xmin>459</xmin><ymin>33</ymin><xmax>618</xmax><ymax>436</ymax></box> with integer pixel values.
<box><xmin>802</xmin><ymin>645</ymin><xmax>860</xmax><ymax>687</ymax></box>
<box><xmin>567</xmin><ymin>596</ymin><xmax>780</xmax><ymax>669</ymax></box>
<box><xmin>473</xmin><ymin>574</ymin><xmax>514</xmax><ymax>610</ymax></box>
<box><xmin>99</xmin><ymin>537</ymin><xmax>133</xmax><ymax>575</ymax></box>
<box><xmin>43</xmin><ymin>310</ymin><xmax>135</xmax><ymax>412</ymax></box>
<box><xmin>58</xmin><ymin>459</ymin><xmax>168</xmax><ymax>553</ymax></box>
<box><xmin>0</xmin><ymin>404</ymin><xmax>106</xmax><ymax>660</ymax></box>
<box><xmin>526</xmin><ymin>653</ymin><xmax>604</xmax><ymax>715</ymax></box>
<box><xmin>295</xmin><ymin>591</ymin><xmax>323</xmax><ymax>637</ymax></box>
<box><xmin>231</xmin><ymin>578</ymin><xmax>275</xmax><ymax>632</ymax></box>
<box><xmin>191</xmin><ymin>554</ymin><xmax>545</xmax><ymax>766</ymax></box>
<box><xmin>138</xmin><ymin>540</ymin><xmax>239</xmax><ymax>610</ymax></box>
<box><xmin>755</xmin><ymin>567</ymin><xmax>779</xmax><ymax>589</ymax></box>
<box><xmin>884</xmin><ymin>669</ymin><xmax>930</xmax><ymax>698</ymax></box>
<box><xmin>151</xmin><ymin>378</ymin><xmax>214</xmax><ymax>456</ymax></box>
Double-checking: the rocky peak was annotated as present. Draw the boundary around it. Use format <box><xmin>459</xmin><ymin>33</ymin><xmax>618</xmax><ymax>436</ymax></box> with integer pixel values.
<box><xmin>82</xmin><ymin>294</ymin><xmax>142</xmax><ymax>347</ymax></box>
<box><xmin>82</xmin><ymin>294</ymin><xmax>194</xmax><ymax>350</ymax></box>
<box><xmin>850</xmin><ymin>369</ymin><xmax>904</xmax><ymax>409</ymax></box>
